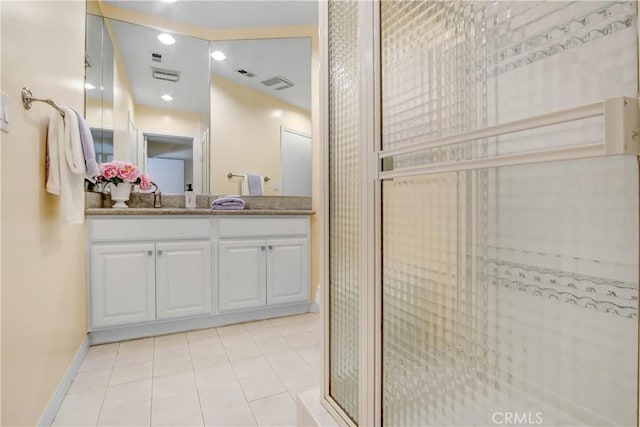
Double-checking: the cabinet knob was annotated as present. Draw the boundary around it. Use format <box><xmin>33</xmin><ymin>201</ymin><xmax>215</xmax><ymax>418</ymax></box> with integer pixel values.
<box><xmin>260</xmin><ymin>246</ymin><xmax>266</xmax><ymax>251</ymax></box>
<box><xmin>268</xmin><ymin>245</ymin><xmax>273</xmax><ymax>250</ymax></box>
<box><xmin>158</xmin><ymin>250</ymin><xmax>163</xmax><ymax>255</ymax></box>
<box><xmin>147</xmin><ymin>251</ymin><xmax>153</xmax><ymax>256</ymax></box>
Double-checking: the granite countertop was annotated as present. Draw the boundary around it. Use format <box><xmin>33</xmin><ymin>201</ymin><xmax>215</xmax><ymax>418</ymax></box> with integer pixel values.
<box><xmin>85</xmin><ymin>208</ymin><xmax>315</xmax><ymax>216</ymax></box>
<box><xmin>85</xmin><ymin>192</ymin><xmax>314</xmax><ymax>216</ymax></box>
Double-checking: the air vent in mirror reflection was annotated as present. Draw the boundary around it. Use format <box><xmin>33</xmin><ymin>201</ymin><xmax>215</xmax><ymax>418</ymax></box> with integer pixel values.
<box><xmin>261</xmin><ymin>76</ymin><xmax>294</xmax><ymax>90</ymax></box>
<box><xmin>236</xmin><ymin>69</ymin><xmax>256</xmax><ymax>78</ymax></box>
<box><xmin>151</xmin><ymin>68</ymin><xmax>180</xmax><ymax>83</ymax></box>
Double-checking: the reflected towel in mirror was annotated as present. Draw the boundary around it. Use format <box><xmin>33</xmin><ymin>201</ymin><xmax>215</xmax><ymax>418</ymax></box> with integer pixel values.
<box><xmin>243</xmin><ymin>174</ymin><xmax>263</xmax><ymax>196</ymax></box>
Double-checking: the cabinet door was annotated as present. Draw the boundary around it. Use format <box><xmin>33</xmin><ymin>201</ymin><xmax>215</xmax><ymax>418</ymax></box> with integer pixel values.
<box><xmin>218</xmin><ymin>240</ymin><xmax>267</xmax><ymax>312</ymax></box>
<box><xmin>267</xmin><ymin>238</ymin><xmax>309</xmax><ymax>305</ymax></box>
<box><xmin>91</xmin><ymin>243</ymin><xmax>156</xmax><ymax>328</ymax></box>
<box><xmin>156</xmin><ymin>241</ymin><xmax>212</xmax><ymax>320</ymax></box>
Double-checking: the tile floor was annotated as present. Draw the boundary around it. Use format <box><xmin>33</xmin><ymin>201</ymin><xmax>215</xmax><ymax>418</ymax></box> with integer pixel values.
<box><xmin>53</xmin><ymin>313</ymin><xmax>320</xmax><ymax>427</ymax></box>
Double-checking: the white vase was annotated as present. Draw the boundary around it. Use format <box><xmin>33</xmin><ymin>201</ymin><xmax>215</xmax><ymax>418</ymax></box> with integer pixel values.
<box><xmin>110</xmin><ymin>182</ymin><xmax>132</xmax><ymax>208</ymax></box>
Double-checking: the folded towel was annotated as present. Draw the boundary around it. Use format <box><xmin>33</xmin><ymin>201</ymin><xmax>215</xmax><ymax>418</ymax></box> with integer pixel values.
<box><xmin>247</xmin><ymin>174</ymin><xmax>263</xmax><ymax>196</ymax></box>
<box><xmin>211</xmin><ymin>195</ymin><xmax>245</xmax><ymax>210</ymax></box>
<box><xmin>72</xmin><ymin>108</ymin><xmax>100</xmax><ymax>180</ymax></box>
<box><xmin>212</xmin><ymin>205</ymin><xmax>245</xmax><ymax>210</ymax></box>
<box><xmin>213</xmin><ymin>195</ymin><xmax>244</xmax><ymax>204</ymax></box>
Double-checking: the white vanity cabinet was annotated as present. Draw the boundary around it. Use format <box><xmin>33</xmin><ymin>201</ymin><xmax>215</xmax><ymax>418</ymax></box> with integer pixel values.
<box><xmin>88</xmin><ymin>217</ymin><xmax>212</xmax><ymax>329</ymax></box>
<box><xmin>90</xmin><ymin>243</ymin><xmax>157</xmax><ymax>328</ymax></box>
<box><xmin>217</xmin><ymin>217</ymin><xmax>310</xmax><ymax>313</ymax></box>
<box><xmin>218</xmin><ymin>240</ymin><xmax>267</xmax><ymax>311</ymax></box>
<box><xmin>155</xmin><ymin>241</ymin><xmax>212</xmax><ymax>320</ymax></box>
<box><xmin>86</xmin><ymin>214</ymin><xmax>311</xmax><ymax>342</ymax></box>
<box><xmin>267</xmin><ymin>238</ymin><xmax>309</xmax><ymax>305</ymax></box>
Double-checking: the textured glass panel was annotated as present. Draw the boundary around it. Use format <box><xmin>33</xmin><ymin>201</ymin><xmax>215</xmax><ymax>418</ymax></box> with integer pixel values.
<box><xmin>328</xmin><ymin>0</ymin><xmax>359</xmax><ymax>421</ymax></box>
<box><xmin>381</xmin><ymin>1</ymin><xmax>637</xmax><ymax>153</ymax></box>
<box><xmin>382</xmin><ymin>160</ymin><xmax>639</xmax><ymax>426</ymax></box>
<box><xmin>381</xmin><ymin>1</ymin><xmax>638</xmax><ymax>426</ymax></box>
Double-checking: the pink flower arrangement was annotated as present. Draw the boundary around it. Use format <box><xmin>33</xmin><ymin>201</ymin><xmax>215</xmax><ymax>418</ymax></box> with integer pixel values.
<box><xmin>97</xmin><ymin>161</ymin><xmax>153</xmax><ymax>191</ymax></box>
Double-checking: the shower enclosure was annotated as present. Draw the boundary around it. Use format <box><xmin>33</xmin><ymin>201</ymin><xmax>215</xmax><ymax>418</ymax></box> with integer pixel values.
<box><xmin>322</xmin><ymin>1</ymin><xmax>639</xmax><ymax>426</ymax></box>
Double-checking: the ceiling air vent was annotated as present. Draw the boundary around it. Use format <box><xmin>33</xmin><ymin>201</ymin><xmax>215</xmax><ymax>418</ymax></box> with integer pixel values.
<box><xmin>261</xmin><ymin>76</ymin><xmax>294</xmax><ymax>91</ymax></box>
<box><xmin>151</xmin><ymin>52</ymin><xmax>163</xmax><ymax>63</ymax></box>
<box><xmin>236</xmin><ymin>69</ymin><xmax>256</xmax><ymax>78</ymax></box>
<box><xmin>152</xmin><ymin>68</ymin><xmax>180</xmax><ymax>83</ymax></box>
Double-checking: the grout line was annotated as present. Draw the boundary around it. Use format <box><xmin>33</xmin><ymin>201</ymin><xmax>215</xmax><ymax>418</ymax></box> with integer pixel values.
<box><xmin>235</xmin><ymin>319</ymin><xmax>262</xmax><ymax>426</ymax></box>
<box><xmin>186</xmin><ymin>328</ymin><xmax>207</xmax><ymax>426</ymax></box>
<box><xmin>94</xmin><ymin>343</ymin><xmax>121</xmax><ymax>427</ymax></box>
<box><xmin>149</xmin><ymin>337</ymin><xmax>156</xmax><ymax>427</ymax></box>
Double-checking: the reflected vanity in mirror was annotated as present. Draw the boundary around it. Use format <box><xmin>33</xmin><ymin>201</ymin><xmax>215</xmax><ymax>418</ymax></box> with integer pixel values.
<box><xmin>85</xmin><ymin>2</ymin><xmax>315</xmax><ymax>196</ymax></box>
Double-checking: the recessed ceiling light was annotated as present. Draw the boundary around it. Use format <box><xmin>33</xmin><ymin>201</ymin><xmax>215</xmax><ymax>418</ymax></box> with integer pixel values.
<box><xmin>161</xmin><ymin>94</ymin><xmax>173</xmax><ymax>101</ymax></box>
<box><xmin>163</xmin><ymin>0</ymin><xmax>178</xmax><ymax>3</ymax></box>
<box><xmin>210</xmin><ymin>50</ymin><xmax>226</xmax><ymax>61</ymax></box>
<box><xmin>84</xmin><ymin>83</ymin><xmax>95</xmax><ymax>90</ymax></box>
<box><xmin>157</xmin><ymin>33</ymin><xmax>176</xmax><ymax>45</ymax></box>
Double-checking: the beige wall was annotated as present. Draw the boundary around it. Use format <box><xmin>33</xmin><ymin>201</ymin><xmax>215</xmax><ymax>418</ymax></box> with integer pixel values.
<box><xmin>1</xmin><ymin>1</ymin><xmax>88</xmax><ymax>426</ymax></box>
<box><xmin>210</xmin><ymin>74</ymin><xmax>311</xmax><ymax>196</ymax></box>
<box><xmin>135</xmin><ymin>104</ymin><xmax>201</xmax><ymax>137</ymax></box>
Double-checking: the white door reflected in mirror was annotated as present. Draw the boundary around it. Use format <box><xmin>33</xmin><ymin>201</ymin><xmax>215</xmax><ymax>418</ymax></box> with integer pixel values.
<box><xmin>280</xmin><ymin>127</ymin><xmax>311</xmax><ymax>196</ymax></box>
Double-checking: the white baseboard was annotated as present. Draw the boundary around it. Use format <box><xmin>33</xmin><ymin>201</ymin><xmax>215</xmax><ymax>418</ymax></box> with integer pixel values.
<box><xmin>89</xmin><ymin>303</ymin><xmax>310</xmax><ymax>344</ymax></box>
<box><xmin>309</xmin><ymin>301</ymin><xmax>320</xmax><ymax>313</ymax></box>
<box><xmin>37</xmin><ymin>336</ymin><xmax>90</xmax><ymax>427</ymax></box>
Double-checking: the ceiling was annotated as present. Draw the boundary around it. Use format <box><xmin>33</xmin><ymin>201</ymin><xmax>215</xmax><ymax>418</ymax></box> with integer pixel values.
<box><xmin>210</xmin><ymin>38</ymin><xmax>311</xmax><ymax>111</ymax></box>
<box><xmin>102</xmin><ymin>0</ymin><xmax>318</xmax><ymax>29</ymax></box>
<box><xmin>87</xmin><ymin>2</ymin><xmax>315</xmax><ymax>114</ymax></box>
<box><xmin>108</xmin><ymin>18</ymin><xmax>211</xmax><ymax>113</ymax></box>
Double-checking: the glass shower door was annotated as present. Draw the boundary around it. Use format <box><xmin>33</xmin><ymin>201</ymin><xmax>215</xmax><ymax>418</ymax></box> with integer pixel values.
<box><xmin>327</xmin><ymin>0</ymin><xmax>360</xmax><ymax>422</ymax></box>
<box><xmin>379</xmin><ymin>1</ymin><xmax>639</xmax><ymax>426</ymax></box>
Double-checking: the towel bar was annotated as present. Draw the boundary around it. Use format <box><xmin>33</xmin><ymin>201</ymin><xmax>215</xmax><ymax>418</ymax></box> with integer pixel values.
<box><xmin>227</xmin><ymin>172</ymin><xmax>271</xmax><ymax>182</ymax></box>
<box><xmin>21</xmin><ymin>87</ymin><xmax>65</xmax><ymax>117</ymax></box>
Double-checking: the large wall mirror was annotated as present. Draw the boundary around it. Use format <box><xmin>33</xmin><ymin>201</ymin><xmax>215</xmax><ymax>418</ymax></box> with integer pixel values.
<box><xmin>86</xmin><ymin>1</ymin><xmax>316</xmax><ymax>196</ymax></box>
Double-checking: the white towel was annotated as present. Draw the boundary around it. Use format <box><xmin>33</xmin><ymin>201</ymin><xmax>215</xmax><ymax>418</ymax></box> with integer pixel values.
<box><xmin>241</xmin><ymin>174</ymin><xmax>249</xmax><ymax>195</ymax></box>
<box><xmin>46</xmin><ymin>107</ymin><xmax>86</xmax><ymax>224</ymax></box>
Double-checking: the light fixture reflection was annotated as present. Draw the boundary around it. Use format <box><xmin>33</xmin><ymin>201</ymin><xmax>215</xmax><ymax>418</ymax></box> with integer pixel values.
<box><xmin>210</xmin><ymin>50</ymin><xmax>226</xmax><ymax>61</ymax></box>
<box><xmin>157</xmin><ymin>33</ymin><xmax>176</xmax><ymax>45</ymax></box>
